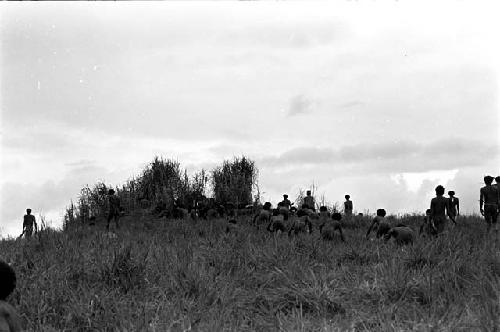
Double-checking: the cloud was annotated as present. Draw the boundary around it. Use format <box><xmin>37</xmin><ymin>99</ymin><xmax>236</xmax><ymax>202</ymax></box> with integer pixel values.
<box><xmin>259</xmin><ymin>138</ymin><xmax>499</xmax><ymax>174</ymax></box>
<box><xmin>339</xmin><ymin>101</ymin><xmax>365</xmax><ymax>109</ymax></box>
<box><xmin>286</xmin><ymin>95</ymin><xmax>315</xmax><ymax>117</ymax></box>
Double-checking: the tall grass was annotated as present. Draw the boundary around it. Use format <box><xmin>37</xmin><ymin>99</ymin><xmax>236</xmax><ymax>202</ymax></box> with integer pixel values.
<box><xmin>1</xmin><ymin>214</ymin><xmax>498</xmax><ymax>331</ymax></box>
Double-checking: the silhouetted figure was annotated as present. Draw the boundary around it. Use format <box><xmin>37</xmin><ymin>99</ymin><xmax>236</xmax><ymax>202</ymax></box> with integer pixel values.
<box><xmin>281</xmin><ymin>194</ymin><xmax>292</xmax><ymax>209</ymax></box>
<box><xmin>344</xmin><ymin>195</ymin><xmax>353</xmax><ymax>218</ymax></box>
<box><xmin>366</xmin><ymin>209</ymin><xmax>390</xmax><ymax>239</ymax></box>
<box><xmin>419</xmin><ymin>209</ymin><xmax>437</xmax><ymax>237</ymax></box>
<box><xmin>320</xmin><ymin>212</ymin><xmax>345</xmax><ymax>242</ymax></box>
<box><xmin>279</xmin><ymin>194</ymin><xmax>293</xmax><ymax>221</ymax></box>
<box><xmin>20</xmin><ymin>209</ymin><xmax>37</xmax><ymax>239</ymax></box>
<box><xmin>106</xmin><ymin>189</ymin><xmax>121</xmax><ymax>231</ymax></box>
<box><xmin>480</xmin><ymin>176</ymin><xmax>499</xmax><ymax>232</ymax></box>
<box><xmin>0</xmin><ymin>261</ymin><xmax>22</xmax><ymax>332</ymax></box>
<box><xmin>447</xmin><ymin>191</ymin><xmax>459</xmax><ymax>224</ymax></box>
<box><xmin>302</xmin><ymin>190</ymin><xmax>315</xmax><ymax>212</ymax></box>
<box><xmin>430</xmin><ymin>185</ymin><xmax>450</xmax><ymax>234</ymax></box>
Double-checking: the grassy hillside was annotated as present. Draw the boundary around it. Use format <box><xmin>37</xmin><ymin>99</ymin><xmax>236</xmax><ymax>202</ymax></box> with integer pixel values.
<box><xmin>1</xmin><ymin>213</ymin><xmax>499</xmax><ymax>331</ymax></box>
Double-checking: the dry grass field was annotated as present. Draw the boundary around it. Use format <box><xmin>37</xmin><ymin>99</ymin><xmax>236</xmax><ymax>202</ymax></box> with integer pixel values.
<box><xmin>1</xmin><ymin>213</ymin><xmax>499</xmax><ymax>331</ymax></box>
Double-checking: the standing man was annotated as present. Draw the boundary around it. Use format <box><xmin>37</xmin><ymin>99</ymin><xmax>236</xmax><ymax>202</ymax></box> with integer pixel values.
<box><xmin>447</xmin><ymin>191</ymin><xmax>459</xmax><ymax>225</ymax></box>
<box><xmin>344</xmin><ymin>195</ymin><xmax>353</xmax><ymax>219</ymax></box>
<box><xmin>280</xmin><ymin>194</ymin><xmax>292</xmax><ymax>221</ymax></box>
<box><xmin>107</xmin><ymin>189</ymin><xmax>121</xmax><ymax>231</ymax></box>
<box><xmin>303</xmin><ymin>190</ymin><xmax>315</xmax><ymax>212</ymax></box>
<box><xmin>21</xmin><ymin>209</ymin><xmax>37</xmax><ymax>238</ymax></box>
<box><xmin>430</xmin><ymin>185</ymin><xmax>450</xmax><ymax>234</ymax></box>
<box><xmin>480</xmin><ymin>176</ymin><xmax>499</xmax><ymax>232</ymax></box>
<box><xmin>281</xmin><ymin>194</ymin><xmax>292</xmax><ymax>209</ymax></box>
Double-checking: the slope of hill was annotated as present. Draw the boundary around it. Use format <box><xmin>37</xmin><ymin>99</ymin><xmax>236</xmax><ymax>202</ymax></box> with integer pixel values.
<box><xmin>1</xmin><ymin>212</ymin><xmax>499</xmax><ymax>331</ymax></box>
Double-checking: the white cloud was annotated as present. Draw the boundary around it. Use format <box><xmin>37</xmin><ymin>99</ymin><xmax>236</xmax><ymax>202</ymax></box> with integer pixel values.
<box><xmin>390</xmin><ymin>169</ymin><xmax>459</xmax><ymax>193</ymax></box>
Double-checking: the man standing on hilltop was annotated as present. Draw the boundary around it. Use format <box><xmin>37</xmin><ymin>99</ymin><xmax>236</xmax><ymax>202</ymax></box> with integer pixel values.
<box><xmin>480</xmin><ymin>175</ymin><xmax>499</xmax><ymax>233</ymax></box>
<box><xmin>20</xmin><ymin>208</ymin><xmax>37</xmax><ymax>238</ymax></box>
<box><xmin>107</xmin><ymin>189</ymin><xmax>121</xmax><ymax>231</ymax></box>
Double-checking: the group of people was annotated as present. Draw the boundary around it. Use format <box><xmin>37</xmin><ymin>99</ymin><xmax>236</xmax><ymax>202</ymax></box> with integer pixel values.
<box><xmin>18</xmin><ymin>176</ymin><xmax>499</xmax><ymax>239</ymax></box>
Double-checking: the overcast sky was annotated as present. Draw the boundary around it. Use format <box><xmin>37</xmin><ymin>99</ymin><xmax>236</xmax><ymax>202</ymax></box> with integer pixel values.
<box><xmin>1</xmin><ymin>1</ymin><xmax>499</xmax><ymax>237</ymax></box>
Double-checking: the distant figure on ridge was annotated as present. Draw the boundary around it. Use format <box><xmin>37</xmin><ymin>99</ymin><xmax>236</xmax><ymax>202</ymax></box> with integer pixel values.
<box><xmin>279</xmin><ymin>194</ymin><xmax>293</xmax><ymax>220</ymax></box>
<box><xmin>281</xmin><ymin>194</ymin><xmax>292</xmax><ymax>209</ymax></box>
<box><xmin>447</xmin><ymin>191</ymin><xmax>459</xmax><ymax>224</ymax></box>
<box><xmin>107</xmin><ymin>189</ymin><xmax>121</xmax><ymax>231</ymax></box>
<box><xmin>430</xmin><ymin>185</ymin><xmax>450</xmax><ymax>234</ymax></box>
<box><xmin>480</xmin><ymin>175</ymin><xmax>499</xmax><ymax>232</ymax></box>
<box><xmin>344</xmin><ymin>195</ymin><xmax>353</xmax><ymax>219</ymax></box>
<box><xmin>0</xmin><ymin>261</ymin><xmax>22</xmax><ymax>332</ymax></box>
<box><xmin>302</xmin><ymin>190</ymin><xmax>315</xmax><ymax>212</ymax></box>
<box><xmin>20</xmin><ymin>209</ymin><xmax>37</xmax><ymax>239</ymax></box>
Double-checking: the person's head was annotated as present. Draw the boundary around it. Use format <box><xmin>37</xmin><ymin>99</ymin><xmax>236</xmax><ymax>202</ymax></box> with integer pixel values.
<box><xmin>376</xmin><ymin>208</ymin><xmax>386</xmax><ymax>217</ymax></box>
<box><xmin>283</xmin><ymin>194</ymin><xmax>288</xmax><ymax>199</ymax></box>
<box><xmin>306</xmin><ymin>190</ymin><xmax>311</xmax><ymax>196</ymax></box>
<box><xmin>331</xmin><ymin>212</ymin><xmax>342</xmax><ymax>221</ymax></box>
<box><xmin>345</xmin><ymin>195</ymin><xmax>350</xmax><ymax>200</ymax></box>
<box><xmin>484</xmin><ymin>176</ymin><xmax>494</xmax><ymax>185</ymax></box>
<box><xmin>108</xmin><ymin>189</ymin><xmax>115</xmax><ymax>195</ymax></box>
<box><xmin>495</xmin><ymin>176</ymin><xmax>500</xmax><ymax>184</ymax></box>
<box><xmin>0</xmin><ymin>261</ymin><xmax>16</xmax><ymax>301</ymax></box>
<box><xmin>319</xmin><ymin>206</ymin><xmax>328</xmax><ymax>212</ymax></box>
<box><xmin>26</xmin><ymin>208</ymin><xmax>32</xmax><ymax>215</ymax></box>
<box><xmin>435</xmin><ymin>185</ymin><xmax>445</xmax><ymax>196</ymax></box>
<box><xmin>425</xmin><ymin>209</ymin><xmax>431</xmax><ymax>216</ymax></box>
<box><xmin>448</xmin><ymin>191</ymin><xmax>455</xmax><ymax>197</ymax></box>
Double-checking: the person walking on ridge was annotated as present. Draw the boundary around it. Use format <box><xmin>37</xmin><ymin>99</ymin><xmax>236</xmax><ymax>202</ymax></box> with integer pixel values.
<box><xmin>20</xmin><ymin>209</ymin><xmax>37</xmax><ymax>239</ymax></box>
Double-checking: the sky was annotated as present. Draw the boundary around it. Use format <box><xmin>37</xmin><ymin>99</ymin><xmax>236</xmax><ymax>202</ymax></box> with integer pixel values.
<box><xmin>1</xmin><ymin>1</ymin><xmax>499</xmax><ymax>238</ymax></box>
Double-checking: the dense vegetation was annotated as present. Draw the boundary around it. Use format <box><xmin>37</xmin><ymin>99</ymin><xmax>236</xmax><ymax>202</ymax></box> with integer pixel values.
<box><xmin>1</xmin><ymin>213</ymin><xmax>499</xmax><ymax>331</ymax></box>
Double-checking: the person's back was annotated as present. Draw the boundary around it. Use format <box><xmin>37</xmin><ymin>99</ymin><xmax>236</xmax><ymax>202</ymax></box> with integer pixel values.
<box><xmin>430</xmin><ymin>185</ymin><xmax>449</xmax><ymax>234</ymax></box>
<box><xmin>480</xmin><ymin>184</ymin><xmax>499</xmax><ymax>206</ymax></box>
<box><xmin>0</xmin><ymin>261</ymin><xmax>22</xmax><ymax>332</ymax></box>
<box><xmin>384</xmin><ymin>226</ymin><xmax>414</xmax><ymax>245</ymax></box>
<box><xmin>366</xmin><ymin>209</ymin><xmax>390</xmax><ymax>239</ymax></box>
<box><xmin>430</xmin><ymin>196</ymin><xmax>448</xmax><ymax>217</ymax></box>
<box><xmin>480</xmin><ymin>176</ymin><xmax>499</xmax><ymax>231</ymax></box>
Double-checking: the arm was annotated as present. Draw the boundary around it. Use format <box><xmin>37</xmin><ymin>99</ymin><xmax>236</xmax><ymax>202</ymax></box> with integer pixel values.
<box><xmin>479</xmin><ymin>189</ymin><xmax>484</xmax><ymax>215</ymax></box>
<box><xmin>365</xmin><ymin>219</ymin><xmax>376</xmax><ymax>239</ymax></box>
<box><xmin>446</xmin><ymin>200</ymin><xmax>456</xmax><ymax>224</ymax></box>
